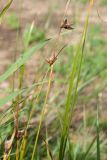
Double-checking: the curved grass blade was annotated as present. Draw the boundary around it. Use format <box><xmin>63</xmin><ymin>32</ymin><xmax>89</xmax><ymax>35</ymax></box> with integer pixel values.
<box><xmin>0</xmin><ymin>40</ymin><xmax>48</xmax><ymax>83</ymax></box>
<box><xmin>18</xmin><ymin>21</ymin><xmax>35</xmax><ymax>89</ymax></box>
<box><xmin>58</xmin><ymin>0</ymin><xmax>94</xmax><ymax>159</ymax></box>
<box><xmin>84</xmin><ymin>136</ymin><xmax>96</xmax><ymax>160</ymax></box>
<box><xmin>0</xmin><ymin>81</ymin><xmax>47</xmax><ymax>108</ymax></box>
<box><xmin>0</xmin><ymin>0</ymin><xmax>13</xmax><ymax>23</ymax></box>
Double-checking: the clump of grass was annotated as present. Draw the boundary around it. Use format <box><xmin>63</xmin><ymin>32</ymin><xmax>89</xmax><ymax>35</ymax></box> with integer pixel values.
<box><xmin>7</xmin><ymin>12</ymin><xmax>20</xmax><ymax>30</ymax></box>
<box><xmin>23</xmin><ymin>25</ymin><xmax>46</xmax><ymax>46</ymax></box>
<box><xmin>58</xmin><ymin>1</ymin><xmax>94</xmax><ymax>159</ymax></box>
<box><xmin>1</xmin><ymin>0</ymin><xmax>107</xmax><ymax>159</ymax></box>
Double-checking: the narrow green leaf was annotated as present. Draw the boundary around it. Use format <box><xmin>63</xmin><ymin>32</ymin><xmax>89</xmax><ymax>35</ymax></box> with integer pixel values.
<box><xmin>0</xmin><ymin>40</ymin><xmax>48</xmax><ymax>83</ymax></box>
<box><xmin>0</xmin><ymin>90</ymin><xmax>22</xmax><ymax>107</ymax></box>
<box><xmin>84</xmin><ymin>137</ymin><xmax>96</xmax><ymax>160</ymax></box>
<box><xmin>0</xmin><ymin>81</ymin><xmax>47</xmax><ymax>107</ymax></box>
<box><xmin>0</xmin><ymin>0</ymin><xmax>13</xmax><ymax>23</ymax></box>
<box><xmin>96</xmin><ymin>98</ymin><xmax>100</xmax><ymax>160</ymax></box>
<box><xmin>58</xmin><ymin>0</ymin><xmax>94</xmax><ymax>159</ymax></box>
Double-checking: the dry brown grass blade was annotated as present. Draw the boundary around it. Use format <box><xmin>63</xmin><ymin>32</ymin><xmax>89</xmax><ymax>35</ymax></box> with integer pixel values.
<box><xmin>3</xmin><ymin>129</ymin><xmax>16</xmax><ymax>160</ymax></box>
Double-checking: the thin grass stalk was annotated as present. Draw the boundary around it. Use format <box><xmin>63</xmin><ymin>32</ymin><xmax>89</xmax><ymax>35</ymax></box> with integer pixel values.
<box><xmin>19</xmin><ymin>68</ymin><xmax>50</xmax><ymax>160</ymax></box>
<box><xmin>14</xmin><ymin>25</ymin><xmax>45</xmax><ymax>158</ymax></box>
<box><xmin>70</xmin><ymin>0</ymin><xmax>94</xmax><ymax>119</ymax></box>
<box><xmin>26</xmin><ymin>69</ymin><xmax>50</xmax><ymax>128</ymax></box>
<box><xmin>45</xmin><ymin>123</ymin><xmax>52</xmax><ymax>160</ymax></box>
<box><xmin>96</xmin><ymin>95</ymin><xmax>100</xmax><ymax>160</ymax></box>
<box><xmin>12</xmin><ymin>0</ymin><xmax>22</xmax><ymax>93</ymax></box>
<box><xmin>59</xmin><ymin>0</ymin><xmax>94</xmax><ymax>159</ymax></box>
<box><xmin>31</xmin><ymin>65</ymin><xmax>53</xmax><ymax>160</ymax></box>
<box><xmin>84</xmin><ymin>136</ymin><xmax>96</xmax><ymax>160</ymax></box>
<box><xmin>68</xmin><ymin>136</ymin><xmax>74</xmax><ymax>160</ymax></box>
<box><xmin>43</xmin><ymin>128</ymin><xmax>53</xmax><ymax>160</ymax></box>
<box><xmin>0</xmin><ymin>0</ymin><xmax>13</xmax><ymax>23</ymax></box>
<box><xmin>51</xmin><ymin>0</ymin><xmax>71</xmax><ymax>55</ymax></box>
<box><xmin>83</xmin><ymin>105</ymin><xmax>87</xmax><ymax>153</ymax></box>
<box><xmin>19</xmin><ymin>22</ymin><xmax>35</xmax><ymax>89</ymax></box>
<box><xmin>16</xmin><ymin>140</ymin><xmax>19</xmax><ymax>160</ymax></box>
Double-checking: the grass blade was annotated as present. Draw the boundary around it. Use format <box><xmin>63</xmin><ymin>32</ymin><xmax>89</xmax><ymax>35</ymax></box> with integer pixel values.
<box><xmin>0</xmin><ymin>81</ymin><xmax>47</xmax><ymax>108</ymax></box>
<box><xmin>0</xmin><ymin>0</ymin><xmax>13</xmax><ymax>23</ymax></box>
<box><xmin>96</xmin><ymin>96</ymin><xmax>100</xmax><ymax>160</ymax></box>
<box><xmin>18</xmin><ymin>22</ymin><xmax>35</xmax><ymax>90</ymax></box>
<box><xmin>84</xmin><ymin>136</ymin><xmax>96</xmax><ymax>160</ymax></box>
<box><xmin>0</xmin><ymin>40</ymin><xmax>48</xmax><ymax>83</ymax></box>
<box><xmin>31</xmin><ymin>66</ymin><xmax>53</xmax><ymax>160</ymax></box>
<box><xmin>58</xmin><ymin>0</ymin><xmax>94</xmax><ymax>159</ymax></box>
<box><xmin>19</xmin><ymin>69</ymin><xmax>50</xmax><ymax>160</ymax></box>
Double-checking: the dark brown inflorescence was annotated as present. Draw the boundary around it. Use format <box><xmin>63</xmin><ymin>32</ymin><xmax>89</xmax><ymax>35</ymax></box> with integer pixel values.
<box><xmin>60</xmin><ymin>18</ymin><xmax>74</xmax><ymax>30</ymax></box>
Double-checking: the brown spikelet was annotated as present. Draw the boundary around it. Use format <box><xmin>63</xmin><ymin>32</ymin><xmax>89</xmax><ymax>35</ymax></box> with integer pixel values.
<box><xmin>60</xmin><ymin>18</ymin><xmax>74</xmax><ymax>30</ymax></box>
<box><xmin>46</xmin><ymin>45</ymin><xmax>67</xmax><ymax>66</ymax></box>
<box><xmin>15</xmin><ymin>129</ymin><xmax>25</xmax><ymax>140</ymax></box>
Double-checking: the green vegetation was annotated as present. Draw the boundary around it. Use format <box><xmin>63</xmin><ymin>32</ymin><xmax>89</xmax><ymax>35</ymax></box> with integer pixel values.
<box><xmin>7</xmin><ymin>12</ymin><xmax>20</xmax><ymax>30</ymax></box>
<box><xmin>0</xmin><ymin>0</ymin><xmax>13</xmax><ymax>23</ymax></box>
<box><xmin>23</xmin><ymin>25</ymin><xmax>46</xmax><ymax>45</ymax></box>
<box><xmin>0</xmin><ymin>0</ymin><xmax>107</xmax><ymax>160</ymax></box>
<box><xmin>100</xmin><ymin>0</ymin><xmax>107</xmax><ymax>6</ymax></box>
<box><xmin>80</xmin><ymin>0</ymin><xmax>88</xmax><ymax>4</ymax></box>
